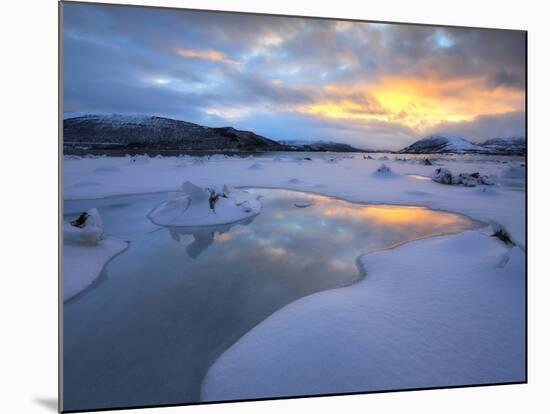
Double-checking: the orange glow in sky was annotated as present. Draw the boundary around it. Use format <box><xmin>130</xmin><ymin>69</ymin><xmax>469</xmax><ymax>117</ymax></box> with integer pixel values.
<box><xmin>301</xmin><ymin>76</ymin><xmax>524</xmax><ymax>132</ymax></box>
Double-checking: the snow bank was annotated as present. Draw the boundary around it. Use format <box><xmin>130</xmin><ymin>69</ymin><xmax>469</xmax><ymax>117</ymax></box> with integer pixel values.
<box><xmin>201</xmin><ymin>231</ymin><xmax>525</xmax><ymax>400</ymax></box>
<box><xmin>147</xmin><ymin>182</ymin><xmax>262</xmax><ymax>227</ymax></box>
<box><xmin>63</xmin><ymin>209</ymin><xmax>127</xmax><ymax>301</ymax></box>
<box><xmin>64</xmin><ymin>240</ymin><xmax>127</xmax><ymax>301</ymax></box>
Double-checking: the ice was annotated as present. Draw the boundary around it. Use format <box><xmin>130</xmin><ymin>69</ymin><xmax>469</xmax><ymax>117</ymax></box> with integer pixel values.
<box><xmin>201</xmin><ymin>231</ymin><xmax>525</xmax><ymax>400</ymax></box>
<box><xmin>147</xmin><ymin>181</ymin><xmax>262</xmax><ymax>227</ymax></box>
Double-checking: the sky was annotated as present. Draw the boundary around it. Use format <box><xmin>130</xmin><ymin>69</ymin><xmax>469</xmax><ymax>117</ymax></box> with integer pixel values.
<box><xmin>63</xmin><ymin>2</ymin><xmax>526</xmax><ymax>150</ymax></box>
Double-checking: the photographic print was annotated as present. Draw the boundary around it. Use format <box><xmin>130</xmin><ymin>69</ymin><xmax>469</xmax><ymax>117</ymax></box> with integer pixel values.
<box><xmin>60</xmin><ymin>1</ymin><xmax>526</xmax><ymax>412</ymax></box>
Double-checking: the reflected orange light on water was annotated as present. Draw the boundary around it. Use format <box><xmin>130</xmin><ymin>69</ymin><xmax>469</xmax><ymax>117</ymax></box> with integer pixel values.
<box><xmin>320</xmin><ymin>204</ymin><xmax>467</xmax><ymax>228</ymax></box>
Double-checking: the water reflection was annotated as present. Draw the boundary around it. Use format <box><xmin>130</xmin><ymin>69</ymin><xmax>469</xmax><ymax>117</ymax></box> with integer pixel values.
<box><xmin>63</xmin><ymin>188</ymin><xmax>480</xmax><ymax>411</ymax></box>
<box><xmin>167</xmin><ymin>216</ymin><xmax>256</xmax><ymax>259</ymax></box>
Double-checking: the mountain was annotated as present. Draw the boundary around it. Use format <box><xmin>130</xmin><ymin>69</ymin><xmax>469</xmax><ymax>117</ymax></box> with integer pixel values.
<box><xmin>279</xmin><ymin>140</ymin><xmax>365</xmax><ymax>152</ymax></box>
<box><xmin>480</xmin><ymin>137</ymin><xmax>526</xmax><ymax>155</ymax></box>
<box><xmin>63</xmin><ymin>114</ymin><xmax>288</xmax><ymax>152</ymax></box>
<box><xmin>398</xmin><ymin>133</ymin><xmax>489</xmax><ymax>154</ymax></box>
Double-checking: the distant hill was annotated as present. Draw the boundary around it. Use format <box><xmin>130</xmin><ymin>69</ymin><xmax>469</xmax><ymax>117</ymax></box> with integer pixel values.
<box><xmin>398</xmin><ymin>133</ymin><xmax>489</xmax><ymax>154</ymax></box>
<box><xmin>279</xmin><ymin>140</ymin><xmax>365</xmax><ymax>152</ymax></box>
<box><xmin>63</xmin><ymin>114</ymin><xmax>288</xmax><ymax>152</ymax></box>
<box><xmin>480</xmin><ymin>136</ymin><xmax>526</xmax><ymax>155</ymax></box>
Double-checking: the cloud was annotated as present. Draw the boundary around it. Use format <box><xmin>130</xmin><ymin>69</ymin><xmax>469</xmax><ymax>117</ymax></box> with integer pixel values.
<box><xmin>62</xmin><ymin>2</ymin><xmax>526</xmax><ymax>148</ymax></box>
<box><xmin>174</xmin><ymin>47</ymin><xmax>241</xmax><ymax>65</ymax></box>
<box><xmin>426</xmin><ymin>111</ymin><xmax>526</xmax><ymax>141</ymax></box>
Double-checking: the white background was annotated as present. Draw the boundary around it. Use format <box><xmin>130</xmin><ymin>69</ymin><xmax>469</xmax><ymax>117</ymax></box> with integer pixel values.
<box><xmin>1</xmin><ymin>0</ymin><xmax>548</xmax><ymax>413</ymax></box>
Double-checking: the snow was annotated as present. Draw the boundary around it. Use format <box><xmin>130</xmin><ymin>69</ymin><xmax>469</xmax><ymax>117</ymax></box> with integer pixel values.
<box><xmin>248</xmin><ymin>162</ymin><xmax>263</xmax><ymax>170</ymax></box>
<box><xmin>201</xmin><ymin>231</ymin><xmax>525</xmax><ymax>400</ymax></box>
<box><xmin>63</xmin><ymin>208</ymin><xmax>127</xmax><ymax>301</ymax></box>
<box><xmin>64</xmin><ymin>240</ymin><xmax>127</xmax><ymax>301</ymax></box>
<box><xmin>402</xmin><ymin>133</ymin><xmax>489</xmax><ymax>153</ymax></box>
<box><xmin>62</xmin><ymin>152</ymin><xmax>525</xmax><ymax>396</ymax></box>
<box><xmin>63</xmin><ymin>153</ymin><xmax>525</xmax><ymax>247</ymax></box>
<box><xmin>431</xmin><ymin>133</ymin><xmax>487</xmax><ymax>151</ymax></box>
<box><xmin>294</xmin><ymin>201</ymin><xmax>313</xmax><ymax>208</ymax></box>
<box><xmin>147</xmin><ymin>181</ymin><xmax>262</xmax><ymax>227</ymax></box>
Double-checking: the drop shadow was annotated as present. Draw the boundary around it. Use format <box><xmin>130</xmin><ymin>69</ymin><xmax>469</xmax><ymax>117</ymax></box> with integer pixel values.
<box><xmin>33</xmin><ymin>397</ymin><xmax>58</xmax><ymax>412</ymax></box>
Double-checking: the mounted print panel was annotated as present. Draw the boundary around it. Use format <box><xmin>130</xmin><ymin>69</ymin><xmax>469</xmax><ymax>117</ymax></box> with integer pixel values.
<box><xmin>60</xmin><ymin>1</ymin><xmax>526</xmax><ymax>412</ymax></box>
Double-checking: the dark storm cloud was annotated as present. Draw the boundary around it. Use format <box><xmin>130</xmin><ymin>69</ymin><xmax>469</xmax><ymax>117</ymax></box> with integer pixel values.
<box><xmin>427</xmin><ymin>111</ymin><xmax>526</xmax><ymax>142</ymax></box>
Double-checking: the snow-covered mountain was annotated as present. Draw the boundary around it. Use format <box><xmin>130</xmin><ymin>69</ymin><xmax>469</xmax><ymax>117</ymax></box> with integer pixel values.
<box><xmin>279</xmin><ymin>139</ymin><xmax>365</xmax><ymax>152</ymax></box>
<box><xmin>63</xmin><ymin>114</ymin><xmax>287</xmax><ymax>151</ymax></box>
<box><xmin>398</xmin><ymin>133</ymin><xmax>489</xmax><ymax>154</ymax></box>
<box><xmin>480</xmin><ymin>137</ymin><xmax>526</xmax><ymax>155</ymax></box>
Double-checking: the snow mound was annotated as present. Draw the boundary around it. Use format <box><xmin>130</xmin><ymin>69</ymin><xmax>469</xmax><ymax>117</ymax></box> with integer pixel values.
<box><xmin>147</xmin><ymin>181</ymin><xmax>262</xmax><ymax>227</ymax></box>
<box><xmin>372</xmin><ymin>164</ymin><xmax>396</xmax><ymax>178</ymax></box>
<box><xmin>63</xmin><ymin>208</ymin><xmax>104</xmax><ymax>244</ymax></box>
<box><xmin>294</xmin><ymin>201</ymin><xmax>313</xmax><ymax>208</ymax></box>
<box><xmin>201</xmin><ymin>231</ymin><xmax>525</xmax><ymax>401</ymax></box>
<box><xmin>63</xmin><ymin>208</ymin><xmax>128</xmax><ymax>301</ymax></box>
<box><xmin>248</xmin><ymin>162</ymin><xmax>263</xmax><ymax>170</ymax></box>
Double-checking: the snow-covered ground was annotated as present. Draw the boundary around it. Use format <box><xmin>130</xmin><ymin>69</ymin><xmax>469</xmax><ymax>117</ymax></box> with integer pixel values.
<box><xmin>201</xmin><ymin>231</ymin><xmax>525</xmax><ymax>400</ymax></box>
<box><xmin>64</xmin><ymin>153</ymin><xmax>525</xmax><ymax>246</ymax></box>
<box><xmin>64</xmin><ymin>239</ymin><xmax>127</xmax><ymax>301</ymax></box>
<box><xmin>63</xmin><ymin>152</ymin><xmax>525</xmax><ymax>397</ymax></box>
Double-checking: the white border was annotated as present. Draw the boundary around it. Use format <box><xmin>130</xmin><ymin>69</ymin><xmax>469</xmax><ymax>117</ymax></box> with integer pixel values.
<box><xmin>2</xmin><ymin>1</ymin><xmax>548</xmax><ymax>413</ymax></box>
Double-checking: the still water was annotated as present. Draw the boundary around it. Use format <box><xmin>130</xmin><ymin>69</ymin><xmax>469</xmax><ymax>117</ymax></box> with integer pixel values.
<box><xmin>63</xmin><ymin>188</ymin><xmax>480</xmax><ymax>411</ymax></box>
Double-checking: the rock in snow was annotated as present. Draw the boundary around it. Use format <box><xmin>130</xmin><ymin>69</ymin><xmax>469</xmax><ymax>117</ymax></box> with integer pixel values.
<box><xmin>432</xmin><ymin>168</ymin><xmax>493</xmax><ymax>187</ymax></box>
<box><xmin>63</xmin><ymin>209</ymin><xmax>127</xmax><ymax>301</ymax></box>
<box><xmin>63</xmin><ymin>208</ymin><xmax>104</xmax><ymax>244</ymax></box>
<box><xmin>147</xmin><ymin>181</ymin><xmax>262</xmax><ymax>227</ymax></box>
<box><xmin>373</xmin><ymin>164</ymin><xmax>396</xmax><ymax>178</ymax></box>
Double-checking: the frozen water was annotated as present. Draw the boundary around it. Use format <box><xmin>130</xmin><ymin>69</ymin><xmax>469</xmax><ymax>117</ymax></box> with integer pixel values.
<box><xmin>62</xmin><ymin>188</ymin><xmax>479</xmax><ymax>411</ymax></box>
